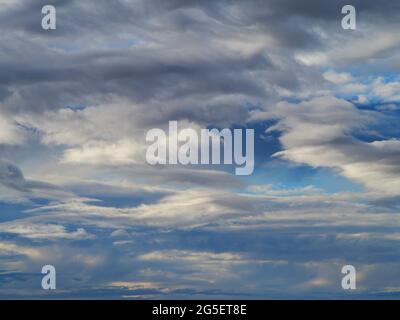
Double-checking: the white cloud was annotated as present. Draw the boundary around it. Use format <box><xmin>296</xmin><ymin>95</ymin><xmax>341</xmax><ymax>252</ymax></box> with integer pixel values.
<box><xmin>0</xmin><ymin>221</ymin><xmax>93</xmax><ymax>240</ymax></box>
<box><xmin>323</xmin><ymin>71</ymin><xmax>353</xmax><ymax>84</ymax></box>
<box><xmin>27</xmin><ymin>188</ymin><xmax>260</xmax><ymax>228</ymax></box>
<box><xmin>261</xmin><ymin>96</ymin><xmax>400</xmax><ymax>195</ymax></box>
<box><xmin>356</xmin><ymin>95</ymin><xmax>369</xmax><ymax>105</ymax></box>
<box><xmin>247</xmin><ymin>184</ymin><xmax>323</xmax><ymax>196</ymax></box>
<box><xmin>372</xmin><ymin>77</ymin><xmax>400</xmax><ymax>102</ymax></box>
<box><xmin>0</xmin><ymin>241</ymin><xmax>44</xmax><ymax>260</ymax></box>
<box><xmin>61</xmin><ymin>139</ymin><xmax>144</xmax><ymax>165</ymax></box>
<box><xmin>294</xmin><ymin>52</ymin><xmax>328</xmax><ymax>66</ymax></box>
<box><xmin>0</xmin><ymin>114</ymin><xmax>24</xmax><ymax>145</ymax></box>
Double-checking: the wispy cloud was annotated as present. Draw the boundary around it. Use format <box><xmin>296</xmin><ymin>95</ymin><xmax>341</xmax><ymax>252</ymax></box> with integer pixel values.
<box><xmin>0</xmin><ymin>0</ymin><xmax>399</xmax><ymax>299</ymax></box>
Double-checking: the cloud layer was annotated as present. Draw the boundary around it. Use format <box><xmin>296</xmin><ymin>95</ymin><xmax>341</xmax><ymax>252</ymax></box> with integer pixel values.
<box><xmin>0</xmin><ymin>0</ymin><xmax>399</xmax><ymax>298</ymax></box>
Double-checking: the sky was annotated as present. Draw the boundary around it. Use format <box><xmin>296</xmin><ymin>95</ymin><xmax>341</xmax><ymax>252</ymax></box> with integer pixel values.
<box><xmin>0</xmin><ymin>0</ymin><xmax>400</xmax><ymax>299</ymax></box>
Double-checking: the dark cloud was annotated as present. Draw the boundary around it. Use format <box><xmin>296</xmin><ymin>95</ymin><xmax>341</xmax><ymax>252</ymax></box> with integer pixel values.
<box><xmin>0</xmin><ymin>0</ymin><xmax>349</xmax><ymax>117</ymax></box>
<box><xmin>0</xmin><ymin>0</ymin><xmax>396</xmax><ymax>126</ymax></box>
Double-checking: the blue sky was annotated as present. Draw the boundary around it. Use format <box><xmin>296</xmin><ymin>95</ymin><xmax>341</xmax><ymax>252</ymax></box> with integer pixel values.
<box><xmin>0</xmin><ymin>0</ymin><xmax>400</xmax><ymax>299</ymax></box>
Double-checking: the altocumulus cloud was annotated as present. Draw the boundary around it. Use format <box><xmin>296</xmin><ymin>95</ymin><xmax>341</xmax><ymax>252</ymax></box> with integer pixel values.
<box><xmin>0</xmin><ymin>0</ymin><xmax>399</xmax><ymax>298</ymax></box>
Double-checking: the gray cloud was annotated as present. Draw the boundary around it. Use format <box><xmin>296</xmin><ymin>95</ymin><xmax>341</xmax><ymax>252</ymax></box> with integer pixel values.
<box><xmin>1</xmin><ymin>0</ymin><xmax>400</xmax><ymax>299</ymax></box>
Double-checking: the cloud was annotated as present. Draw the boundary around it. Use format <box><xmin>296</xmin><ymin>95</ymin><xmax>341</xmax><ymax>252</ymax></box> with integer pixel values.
<box><xmin>25</xmin><ymin>188</ymin><xmax>264</xmax><ymax>228</ymax></box>
<box><xmin>247</xmin><ymin>184</ymin><xmax>324</xmax><ymax>196</ymax></box>
<box><xmin>61</xmin><ymin>139</ymin><xmax>144</xmax><ymax>165</ymax></box>
<box><xmin>0</xmin><ymin>0</ymin><xmax>400</xmax><ymax>298</ymax></box>
<box><xmin>0</xmin><ymin>241</ymin><xmax>44</xmax><ymax>260</ymax></box>
<box><xmin>0</xmin><ymin>221</ymin><xmax>93</xmax><ymax>240</ymax></box>
<box><xmin>372</xmin><ymin>77</ymin><xmax>400</xmax><ymax>102</ymax></box>
<box><xmin>0</xmin><ymin>159</ymin><xmax>26</xmax><ymax>190</ymax></box>
<box><xmin>254</xmin><ymin>96</ymin><xmax>400</xmax><ymax>195</ymax></box>
<box><xmin>0</xmin><ymin>159</ymin><xmax>76</xmax><ymax>203</ymax></box>
<box><xmin>323</xmin><ymin>70</ymin><xmax>353</xmax><ymax>84</ymax></box>
<box><xmin>0</xmin><ymin>114</ymin><xmax>25</xmax><ymax>145</ymax></box>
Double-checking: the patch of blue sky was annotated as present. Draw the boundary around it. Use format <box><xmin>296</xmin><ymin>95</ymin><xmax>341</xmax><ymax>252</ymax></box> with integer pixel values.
<box><xmin>0</xmin><ymin>202</ymin><xmax>37</xmax><ymax>223</ymax></box>
<box><xmin>206</xmin><ymin>120</ymin><xmax>281</xmax><ymax>161</ymax></box>
<box><xmin>247</xmin><ymin>162</ymin><xmax>363</xmax><ymax>194</ymax></box>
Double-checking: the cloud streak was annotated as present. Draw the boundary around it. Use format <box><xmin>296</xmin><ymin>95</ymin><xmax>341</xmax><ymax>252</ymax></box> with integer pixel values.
<box><xmin>0</xmin><ymin>0</ymin><xmax>399</xmax><ymax>298</ymax></box>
